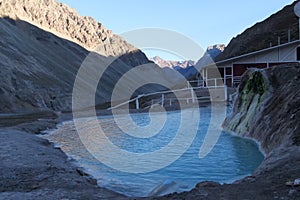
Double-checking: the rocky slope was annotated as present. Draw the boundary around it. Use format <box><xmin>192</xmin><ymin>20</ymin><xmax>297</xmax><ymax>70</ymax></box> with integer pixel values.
<box><xmin>216</xmin><ymin>1</ymin><xmax>299</xmax><ymax>61</ymax></box>
<box><xmin>0</xmin><ymin>0</ymin><xmax>147</xmax><ymax>63</ymax></box>
<box><xmin>223</xmin><ymin>64</ymin><xmax>300</xmax><ymax>198</ymax></box>
<box><xmin>0</xmin><ymin>17</ymin><xmax>185</xmax><ymax>112</ymax></box>
<box><xmin>223</xmin><ymin>64</ymin><xmax>300</xmax><ymax>153</ymax></box>
<box><xmin>0</xmin><ymin>1</ymin><xmax>186</xmax><ymax>112</ymax></box>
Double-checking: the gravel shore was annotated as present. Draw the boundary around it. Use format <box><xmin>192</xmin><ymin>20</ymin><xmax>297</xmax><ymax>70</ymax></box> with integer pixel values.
<box><xmin>0</xmin><ymin>112</ymin><xmax>126</xmax><ymax>200</ymax></box>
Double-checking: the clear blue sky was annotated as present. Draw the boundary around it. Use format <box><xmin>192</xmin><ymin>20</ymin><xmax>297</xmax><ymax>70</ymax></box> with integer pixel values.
<box><xmin>58</xmin><ymin>0</ymin><xmax>295</xmax><ymax>60</ymax></box>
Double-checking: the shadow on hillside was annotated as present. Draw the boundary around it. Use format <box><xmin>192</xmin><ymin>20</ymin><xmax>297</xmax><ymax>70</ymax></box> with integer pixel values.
<box><xmin>0</xmin><ymin>17</ymin><xmax>169</xmax><ymax>113</ymax></box>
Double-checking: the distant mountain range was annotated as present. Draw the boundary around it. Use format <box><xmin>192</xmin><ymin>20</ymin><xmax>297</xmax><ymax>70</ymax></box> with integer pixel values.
<box><xmin>150</xmin><ymin>44</ymin><xmax>225</xmax><ymax>79</ymax></box>
<box><xmin>149</xmin><ymin>56</ymin><xmax>195</xmax><ymax>69</ymax></box>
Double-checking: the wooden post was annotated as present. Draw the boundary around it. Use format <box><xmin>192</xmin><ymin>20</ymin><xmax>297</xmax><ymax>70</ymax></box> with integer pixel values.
<box><xmin>161</xmin><ymin>94</ymin><xmax>164</xmax><ymax>107</ymax></box>
<box><xmin>136</xmin><ymin>98</ymin><xmax>139</xmax><ymax>109</ymax></box>
<box><xmin>231</xmin><ymin>64</ymin><xmax>234</xmax><ymax>87</ymax></box>
<box><xmin>214</xmin><ymin>79</ymin><xmax>217</xmax><ymax>88</ymax></box>
<box><xmin>169</xmin><ymin>99</ymin><xmax>172</xmax><ymax>106</ymax></box>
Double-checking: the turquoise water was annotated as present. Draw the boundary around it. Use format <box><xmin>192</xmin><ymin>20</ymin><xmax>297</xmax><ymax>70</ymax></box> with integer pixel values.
<box><xmin>43</xmin><ymin>107</ymin><xmax>264</xmax><ymax>197</ymax></box>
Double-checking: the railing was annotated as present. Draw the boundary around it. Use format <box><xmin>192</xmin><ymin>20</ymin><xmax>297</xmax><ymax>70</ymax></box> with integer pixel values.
<box><xmin>188</xmin><ymin>77</ymin><xmax>230</xmax><ymax>88</ymax></box>
<box><xmin>233</xmin><ymin>76</ymin><xmax>242</xmax><ymax>86</ymax></box>
<box><xmin>108</xmin><ymin>78</ymin><xmax>228</xmax><ymax>110</ymax></box>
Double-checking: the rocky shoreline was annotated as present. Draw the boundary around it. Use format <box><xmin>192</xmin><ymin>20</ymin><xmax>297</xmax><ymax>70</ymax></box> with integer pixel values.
<box><xmin>0</xmin><ymin>112</ymin><xmax>127</xmax><ymax>200</ymax></box>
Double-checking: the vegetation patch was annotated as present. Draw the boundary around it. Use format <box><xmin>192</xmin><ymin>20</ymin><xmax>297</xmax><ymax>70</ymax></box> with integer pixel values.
<box><xmin>241</xmin><ymin>71</ymin><xmax>266</xmax><ymax>106</ymax></box>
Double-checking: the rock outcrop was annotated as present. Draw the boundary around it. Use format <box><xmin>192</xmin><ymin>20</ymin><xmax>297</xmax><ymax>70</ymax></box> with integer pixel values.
<box><xmin>216</xmin><ymin>1</ymin><xmax>299</xmax><ymax>61</ymax></box>
<box><xmin>221</xmin><ymin>64</ymin><xmax>300</xmax><ymax>198</ymax></box>
<box><xmin>223</xmin><ymin>64</ymin><xmax>300</xmax><ymax>154</ymax></box>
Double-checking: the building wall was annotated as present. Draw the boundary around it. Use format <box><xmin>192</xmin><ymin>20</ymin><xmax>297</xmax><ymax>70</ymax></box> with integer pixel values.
<box><xmin>203</xmin><ymin>43</ymin><xmax>300</xmax><ymax>87</ymax></box>
<box><xmin>233</xmin><ymin>63</ymin><xmax>267</xmax><ymax>76</ymax></box>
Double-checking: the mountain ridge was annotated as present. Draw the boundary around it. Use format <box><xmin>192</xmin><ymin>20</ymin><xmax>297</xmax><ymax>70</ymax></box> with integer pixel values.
<box><xmin>149</xmin><ymin>56</ymin><xmax>195</xmax><ymax>69</ymax></box>
<box><xmin>0</xmin><ymin>0</ymin><xmax>150</xmax><ymax>67</ymax></box>
<box><xmin>216</xmin><ymin>1</ymin><xmax>299</xmax><ymax>61</ymax></box>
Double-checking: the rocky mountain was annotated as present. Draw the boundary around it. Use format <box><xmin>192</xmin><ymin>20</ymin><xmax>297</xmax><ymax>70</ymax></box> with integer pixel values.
<box><xmin>216</xmin><ymin>1</ymin><xmax>299</xmax><ymax>61</ymax></box>
<box><xmin>206</xmin><ymin>44</ymin><xmax>226</xmax><ymax>59</ymax></box>
<box><xmin>0</xmin><ymin>0</ymin><xmax>185</xmax><ymax>112</ymax></box>
<box><xmin>0</xmin><ymin>0</ymin><xmax>149</xmax><ymax>67</ymax></box>
<box><xmin>149</xmin><ymin>56</ymin><xmax>195</xmax><ymax>69</ymax></box>
<box><xmin>195</xmin><ymin>44</ymin><xmax>225</xmax><ymax>68</ymax></box>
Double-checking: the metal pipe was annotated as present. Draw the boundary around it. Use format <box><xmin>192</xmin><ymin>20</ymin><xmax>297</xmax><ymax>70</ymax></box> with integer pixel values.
<box><xmin>191</xmin><ymin>87</ymin><xmax>195</xmax><ymax>103</ymax></box>
<box><xmin>136</xmin><ymin>98</ymin><xmax>139</xmax><ymax>109</ymax></box>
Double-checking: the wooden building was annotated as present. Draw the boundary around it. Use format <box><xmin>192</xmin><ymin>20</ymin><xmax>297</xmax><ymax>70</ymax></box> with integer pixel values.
<box><xmin>199</xmin><ymin>40</ymin><xmax>300</xmax><ymax>87</ymax></box>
